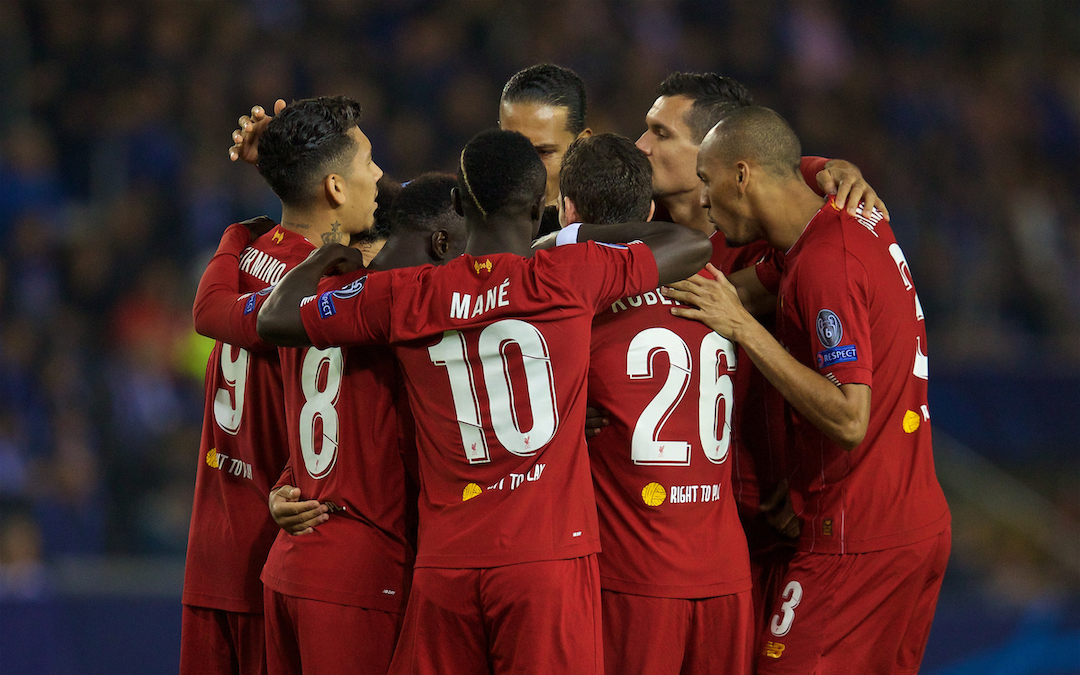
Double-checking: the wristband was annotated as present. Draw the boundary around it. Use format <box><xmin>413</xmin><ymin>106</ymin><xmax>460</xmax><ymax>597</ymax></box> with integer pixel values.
<box><xmin>555</xmin><ymin>223</ymin><xmax>581</xmax><ymax>247</ymax></box>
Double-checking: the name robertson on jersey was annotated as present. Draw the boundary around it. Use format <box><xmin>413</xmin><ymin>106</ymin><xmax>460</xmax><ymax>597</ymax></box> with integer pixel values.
<box><xmin>450</xmin><ymin>277</ymin><xmax>511</xmax><ymax>320</ymax></box>
<box><xmin>610</xmin><ymin>287</ymin><xmax>681</xmax><ymax>314</ymax></box>
<box><xmin>239</xmin><ymin>247</ymin><xmax>288</xmax><ymax>285</ymax></box>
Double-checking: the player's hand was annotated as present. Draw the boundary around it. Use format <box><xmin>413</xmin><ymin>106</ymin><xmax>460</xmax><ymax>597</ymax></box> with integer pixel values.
<box><xmin>306</xmin><ymin>243</ymin><xmax>367</xmax><ymax>276</ymax></box>
<box><xmin>269</xmin><ymin>485</ymin><xmax>329</xmax><ymax>536</ymax></box>
<box><xmin>585</xmin><ymin>406</ymin><xmax>610</xmax><ymax>438</ymax></box>
<box><xmin>238</xmin><ymin>215</ymin><xmax>278</xmax><ymax>239</ymax></box>
<box><xmin>228</xmin><ymin>99</ymin><xmax>286</xmax><ymax>164</ymax></box>
<box><xmin>760</xmin><ymin>479</ymin><xmax>800</xmax><ymax>540</ymax></box>
<box><xmin>817</xmin><ymin>159</ymin><xmax>890</xmax><ymax>221</ymax></box>
<box><xmin>662</xmin><ymin>264</ymin><xmax>750</xmax><ymax>341</ymax></box>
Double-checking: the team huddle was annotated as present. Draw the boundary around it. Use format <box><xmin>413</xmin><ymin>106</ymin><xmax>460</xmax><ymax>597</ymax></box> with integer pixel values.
<box><xmin>180</xmin><ymin>65</ymin><xmax>950</xmax><ymax>675</ymax></box>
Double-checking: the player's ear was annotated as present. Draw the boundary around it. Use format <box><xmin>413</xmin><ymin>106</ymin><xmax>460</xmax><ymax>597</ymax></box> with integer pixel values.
<box><xmin>325</xmin><ymin>174</ymin><xmax>347</xmax><ymax>207</ymax></box>
<box><xmin>530</xmin><ymin>193</ymin><xmax>545</xmax><ymax>221</ymax></box>
<box><xmin>562</xmin><ymin>196</ymin><xmax>581</xmax><ymax>226</ymax></box>
<box><xmin>451</xmin><ymin>187</ymin><xmax>465</xmax><ymax>217</ymax></box>
<box><xmin>736</xmin><ymin>161</ymin><xmax>750</xmax><ymax>196</ymax></box>
<box><xmin>577</xmin><ymin>128</ymin><xmax>593</xmax><ymax>140</ymax></box>
<box><xmin>430</xmin><ymin>230</ymin><xmax>450</xmax><ymax>260</ymax></box>
<box><xmin>646</xmin><ymin>199</ymin><xmax>656</xmax><ymax>222</ymax></box>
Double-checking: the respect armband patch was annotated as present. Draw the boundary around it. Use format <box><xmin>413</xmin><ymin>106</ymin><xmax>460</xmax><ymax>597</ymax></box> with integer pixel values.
<box><xmin>317</xmin><ymin>291</ymin><xmax>336</xmax><ymax>318</ymax></box>
<box><xmin>817</xmin><ymin>344</ymin><xmax>858</xmax><ymax>368</ymax></box>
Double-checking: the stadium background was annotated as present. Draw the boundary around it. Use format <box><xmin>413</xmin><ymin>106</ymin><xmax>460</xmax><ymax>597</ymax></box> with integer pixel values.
<box><xmin>0</xmin><ymin>0</ymin><xmax>1076</xmax><ymax>672</ymax></box>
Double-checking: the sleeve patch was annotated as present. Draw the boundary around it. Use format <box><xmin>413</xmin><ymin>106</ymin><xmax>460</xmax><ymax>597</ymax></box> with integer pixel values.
<box><xmin>317</xmin><ymin>291</ymin><xmax>336</xmax><ymax>318</ymax></box>
<box><xmin>242</xmin><ymin>293</ymin><xmax>256</xmax><ymax>315</ymax></box>
<box><xmin>815</xmin><ymin>309</ymin><xmax>843</xmax><ymax>347</ymax></box>
<box><xmin>817</xmin><ymin>345</ymin><xmax>858</xmax><ymax>368</ymax></box>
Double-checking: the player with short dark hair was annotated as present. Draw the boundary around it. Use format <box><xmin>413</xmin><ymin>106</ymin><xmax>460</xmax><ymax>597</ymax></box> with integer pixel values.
<box><xmin>499</xmin><ymin>63</ymin><xmax>593</xmax><ymax>235</ymax></box>
<box><xmin>181</xmin><ymin>95</ymin><xmax>383</xmax><ymax>675</ymax></box>
<box><xmin>559</xmin><ymin>133</ymin><xmax>653</xmax><ymax>225</ymax></box>
<box><xmin>550</xmin><ymin>132</ymin><xmax>754</xmax><ymax>674</ymax></box>
<box><xmin>666</xmin><ymin>105</ymin><xmax>950</xmax><ymax>675</ymax></box>
<box><xmin>257</xmin><ymin>128</ymin><xmax>712</xmax><ymax>675</ymax></box>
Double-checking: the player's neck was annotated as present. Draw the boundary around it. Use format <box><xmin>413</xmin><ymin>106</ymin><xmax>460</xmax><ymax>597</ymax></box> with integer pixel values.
<box><xmin>464</xmin><ymin>214</ymin><xmax>537</xmax><ymax>257</ymax></box>
<box><xmin>280</xmin><ymin>205</ymin><xmax>351</xmax><ymax>249</ymax></box>
<box><xmin>659</xmin><ymin>191</ymin><xmax>712</xmax><ymax>236</ymax></box>
<box><xmin>763</xmin><ymin>181</ymin><xmax>827</xmax><ymax>252</ymax></box>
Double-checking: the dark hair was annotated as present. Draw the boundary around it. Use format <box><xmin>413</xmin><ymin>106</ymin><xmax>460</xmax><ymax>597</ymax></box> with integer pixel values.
<box><xmin>390</xmin><ymin>172</ymin><xmax>464</xmax><ymax>240</ymax></box>
<box><xmin>559</xmin><ymin>134</ymin><xmax>652</xmax><ymax>224</ymax></box>
<box><xmin>656</xmin><ymin>73</ymin><xmax>753</xmax><ymax>144</ymax></box>
<box><xmin>501</xmin><ymin>64</ymin><xmax>588</xmax><ymax>135</ymax></box>
<box><xmin>256</xmin><ymin>96</ymin><xmax>363</xmax><ymax>206</ymax></box>
<box><xmin>457</xmin><ymin>129</ymin><xmax>546</xmax><ymax>219</ymax></box>
<box><xmin>709</xmin><ymin>106</ymin><xmax>802</xmax><ymax>178</ymax></box>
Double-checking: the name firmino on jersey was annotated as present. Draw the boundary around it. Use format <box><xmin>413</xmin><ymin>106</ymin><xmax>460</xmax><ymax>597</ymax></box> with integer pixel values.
<box><xmin>239</xmin><ymin>248</ymin><xmax>287</xmax><ymax>286</ymax></box>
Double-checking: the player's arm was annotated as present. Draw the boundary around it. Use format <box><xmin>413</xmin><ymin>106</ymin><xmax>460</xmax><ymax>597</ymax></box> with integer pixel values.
<box><xmin>800</xmin><ymin>156</ymin><xmax>889</xmax><ymax>221</ymax></box>
<box><xmin>726</xmin><ymin>266</ymin><xmax>776</xmax><ymax>316</ymax></box>
<box><xmin>548</xmin><ymin>221</ymin><xmax>712</xmax><ymax>285</ymax></box>
<box><xmin>193</xmin><ymin>216</ymin><xmax>277</xmax><ymax>348</ymax></box>
<box><xmin>257</xmin><ymin>243</ymin><xmax>366</xmax><ymax>347</ymax></box>
<box><xmin>664</xmin><ymin>265</ymin><xmax>870</xmax><ymax>450</ymax></box>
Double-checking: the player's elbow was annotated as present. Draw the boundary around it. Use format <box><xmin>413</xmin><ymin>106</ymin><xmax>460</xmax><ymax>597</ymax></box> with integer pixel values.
<box><xmin>833</xmin><ymin>421</ymin><xmax>867</xmax><ymax>452</ymax></box>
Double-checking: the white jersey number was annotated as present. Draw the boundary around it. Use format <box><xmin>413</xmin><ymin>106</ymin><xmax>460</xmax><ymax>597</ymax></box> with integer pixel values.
<box><xmin>213</xmin><ymin>344</ymin><xmax>250</xmax><ymax>435</ymax></box>
<box><xmin>429</xmin><ymin>319</ymin><xmax>559</xmax><ymax>464</ymax></box>
<box><xmin>769</xmin><ymin>580</ymin><xmax>803</xmax><ymax>637</ymax></box>
<box><xmin>888</xmin><ymin>243</ymin><xmax>929</xmax><ymax>380</ymax></box>
<box><xmin>299</xmin><ymin>347</ymin><xmax>344</xmax><ymax>479</ymax></box>
<box><xmin>627</xmin><ymin>329</ymin><xmax>736</xmax><ymax>465</ymax></box>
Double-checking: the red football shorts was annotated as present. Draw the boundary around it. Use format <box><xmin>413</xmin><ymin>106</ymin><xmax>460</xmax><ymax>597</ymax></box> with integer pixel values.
<box><xmin>389</xmin><ymin>555</ymin><xmax>603</xmax><ymax>675</ymax></box>
<box><xmin>602</xmin><ymin>589</ymin><xmax>753</xmax><ymax>675</ymax></box>
<box><xmin>756</xmin><ymin>526</ymin><xmax>951</xmax><ymax>675</ymax></box>
<box><xmin>180</xmin><ymin>604</ymin><xmax>266</xmax><ymax>675</ymax></box>
<box><xmin>263</xmin><ymin>588</ymin><xmax>403</xmax><ymax>675</ymax></box>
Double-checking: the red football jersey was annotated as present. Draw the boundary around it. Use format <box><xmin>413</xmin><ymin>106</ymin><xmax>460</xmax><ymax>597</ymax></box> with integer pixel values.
<box><xmin>301</xmin><ymin>243</ymin><xmax>659</xmax><ymax>569</ymax></box>
<box><xmin>587</xmin><ymin>282</ymin><xmax>751</xmax><ymax>598</ymax></box>
<box><xmin>259</xmin><ymin>342</ymin><xmax>416</xmax><ymax>614</ymax></box>
<box><xmin>183</xmin><ymin>224</ymin><xmax>314</xmax><ymax>612</ymax></box>
<box><xmin>776</xmin><ymin>197</ymin><xmax>949</xmax><ymax>554</ymax></box>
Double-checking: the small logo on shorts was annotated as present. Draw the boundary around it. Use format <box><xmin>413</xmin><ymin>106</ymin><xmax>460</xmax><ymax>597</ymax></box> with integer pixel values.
<box><xmin>823</xmin><ymin>519</ymin><xmax>833</xmax><ymax>536</ymax></box>
<box><xmin>762</xmin><ymin>641</ymin><xmax>786</xmax><ymax>659</ymax></box>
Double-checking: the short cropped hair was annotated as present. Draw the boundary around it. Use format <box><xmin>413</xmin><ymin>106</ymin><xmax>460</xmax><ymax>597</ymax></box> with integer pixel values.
<box><xmin>657</xmin><ymin>73</ymin><xmax>753</xmax><ymax>144</ymax></box>
<box><xmin>390</xmin><ymin>172</ymin><xmax>465</xmax><ymax>240</ymax></box>
<box><xmin>501</xmin><ymin>64</ymin><xmax>588</xmax><ymax>135</ymax></box>
<box><xmin>458</xmin><ymin>129</ymin><xmax>547</xmax><ymax>219</ymax></box>
<box><xmin>559</xmin><ymin>134</ymin><xmax>652</xmax><ymax>224</ymax></box>
<box><xmin>710</xmin><ymin>106</ymin><xmax>802</xmax><ymax>179</ymax></box>
<box><xmin>257</xmin><ymin>96</ymin><xmax>363</xmax><ymax>206</ymax></box>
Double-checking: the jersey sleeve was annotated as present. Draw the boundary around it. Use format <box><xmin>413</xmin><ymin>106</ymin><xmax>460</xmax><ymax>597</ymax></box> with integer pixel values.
<box><xmin>557</xmin><ymin>241</ymin><xmax>660</xmax><ymax>313</ymax></box>
<box><xmin>299</xmin><ymin>269</ymin><xmax>395</xmax><ymax>349</ymax></box>
<box><xmin>193</xmin><ymin>224</ymin><xmax>271</xmax><ymax>351</ymax></box>
<box><xmin>799</xmin><ymin>156</ymin><xmax>831</xmax><ymax>196</ymax></box>
<box><xmin>794</xmin><ymin>242</ymin><xmax>873</xmax><ymax>387</ymax></box>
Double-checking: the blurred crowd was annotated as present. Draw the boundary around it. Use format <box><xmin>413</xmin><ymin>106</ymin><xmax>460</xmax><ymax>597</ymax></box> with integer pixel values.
<box><xmin>0</xmin><ymin>0</ymin><xmax>1076</xmax><ymax>598</ymax></box>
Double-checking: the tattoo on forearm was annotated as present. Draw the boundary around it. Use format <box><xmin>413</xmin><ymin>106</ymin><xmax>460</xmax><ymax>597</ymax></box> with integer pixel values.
<box><xmin>321</xmin><ymin>221</ymin><xmax>344</xmax><ymax>245</ymax></box>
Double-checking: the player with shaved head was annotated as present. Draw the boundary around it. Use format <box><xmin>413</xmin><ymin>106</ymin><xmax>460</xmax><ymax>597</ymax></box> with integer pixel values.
<box><xmin>665</xmin><ymin>106</ymin><xmax>950</xmax><ymax>675</ymax></box>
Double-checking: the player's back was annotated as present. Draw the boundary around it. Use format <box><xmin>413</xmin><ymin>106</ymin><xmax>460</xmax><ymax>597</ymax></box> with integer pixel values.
<box><xmin>183</xmin><ymin>225</ymin><xmax>313</xmax><ymax>613</ymax></box>
<box><xmin>260</xmin><ymin>341</ymin><xmax>416</xmax><ymax>613</ymax></box>
<box><xmin>588</xmin><ymin>278</ymin><xmax>751</xmax><ymax>598</ymax></box>
<box><xmin>302</xmin><ymin>242</ymin><xmax>659</xmax><ymax>570</ymax></box>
